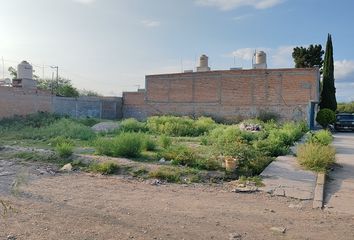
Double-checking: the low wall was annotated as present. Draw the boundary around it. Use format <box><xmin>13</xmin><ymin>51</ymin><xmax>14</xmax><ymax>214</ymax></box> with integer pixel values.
<box><xmin>53</xmin><ymin>96</ymin><xmax>122</xmax><ymax>120</ymax></box>
<box><xmin>0</xmin><ymin>87</ymin><xmax>52</xmax><ymax>119</ymax></box>
<box><xmin>0</xmin><ymin>87</ymin><xmax>122</xmax><ymax>120</ymax></box>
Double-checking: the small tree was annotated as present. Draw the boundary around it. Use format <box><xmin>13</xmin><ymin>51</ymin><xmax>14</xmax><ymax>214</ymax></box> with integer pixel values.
<box><xmin>37</xmin><ymin>77</ymin><xmax>79</xmax><ymax>97</ymax></box>
<box><xmin>292</xmin><ymin>44</ymin><xmax>324</xmax><ymax>69</ymax></box>
<box><xmin>316</xmin><ymin>108</ymin><xmax>336</xmax><ymax>129</ymax></box>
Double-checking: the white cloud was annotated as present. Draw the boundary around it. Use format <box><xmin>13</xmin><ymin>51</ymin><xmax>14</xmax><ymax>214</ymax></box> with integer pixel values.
<box><xmin>72</xmin><ymin>0</ymin><xmax>96</xmax><ymax>4</ymax></box>
<box><xmin>141</xmin><ymin>20</ymin><xmax>161</xmax><ymax>28</ymax></box>
<box><xmin>233</xmin><ymin>14</ymin><xmax>253</xmax><ymax>21</ymax></box>
<box><xmin>271</xmin><ymin>45</ymin><xmax>295</xmax><ymax>68</ymax></box>
<box><xmin>334</xmin><ymin>60</ymin><xmax>354</xmax><ymax>81</ymax></box>
<box><xmin>195</xmin><ymin>0</ymin><xmax>284</xmax><ymax>11</ymax></box>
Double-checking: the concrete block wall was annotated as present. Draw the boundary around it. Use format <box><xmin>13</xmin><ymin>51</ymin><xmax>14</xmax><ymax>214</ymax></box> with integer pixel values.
<box><xmin>0</xmin><ymin>87</ymin><xmax>52</xmax><ymax>118</ymax></box>
<box><xmin>0</xmin><ymin>87</ymin><xmax>122</xmax><ymax>120</ymax></box>
<box><xmin>53</xmin><ymin>96</ymin><xmax>122</xmax><ymax>120</ymax></box>
<box><xmin>123</xmin><ymin>68</ymin><xmax>319</xmax><ymax>122</ymax></box>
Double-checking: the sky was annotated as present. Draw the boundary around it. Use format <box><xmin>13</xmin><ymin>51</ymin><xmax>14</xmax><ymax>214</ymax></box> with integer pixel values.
<box><xmin>0</xmin><ymin>0</ymin><xmax>353</xmax><ymax>102</ymax></box>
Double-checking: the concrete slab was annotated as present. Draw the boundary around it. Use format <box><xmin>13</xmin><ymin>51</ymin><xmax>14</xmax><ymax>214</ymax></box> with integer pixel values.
<box><xmin>324</xmin><ymin>132</ymin><xmax>354</xmax><ymax>214</ymax></box>
<box><xmin>260</xmin><ymin>155</ymin><xmax>317</xmax><ymax>200</ymax></box>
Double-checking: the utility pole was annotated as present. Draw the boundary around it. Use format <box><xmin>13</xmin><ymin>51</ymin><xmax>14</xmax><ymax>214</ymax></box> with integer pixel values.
<box><xmin>51</xmin><ymin>66</ymin><xmax>59</xmax><ymax>95</ymax></box>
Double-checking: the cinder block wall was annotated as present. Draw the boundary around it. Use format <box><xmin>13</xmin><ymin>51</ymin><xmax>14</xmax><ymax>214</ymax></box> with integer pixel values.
<box><xmin>0</xmin><ymin>87</ymin><xmax>123</xmax><ymax>120</ymax></box>
<box><xmin>0</xmin><ymin>87</ymin><xmax>52</xmax><ymax>118</ymax></box>
<box><xmin>123</xmin><ymin>68</ymin><xmax>319</xmax><ymax>121</ymax></box>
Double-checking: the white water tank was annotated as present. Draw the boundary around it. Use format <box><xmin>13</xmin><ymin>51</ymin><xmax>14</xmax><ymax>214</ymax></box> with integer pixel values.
<box><xmin>17</xmin><ymin>61</ymin><xmax>33</xmax><ymax>79</ymax></box>
<box><xmin>197</xmin><ymin>54</ymin><xmax>211</xmax><ymax>72</ymax></box>
<box><xmin>253</xmin><ymin>51</ymin><xmax>267</xmax><ymax>69</ymax></box>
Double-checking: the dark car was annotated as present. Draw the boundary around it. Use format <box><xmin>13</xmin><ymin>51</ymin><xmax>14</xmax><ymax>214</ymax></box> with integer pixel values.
<box><xmin>335</xmin><ymin>113</ymin><xmax>354</xmax><ymax>131</ymax></box>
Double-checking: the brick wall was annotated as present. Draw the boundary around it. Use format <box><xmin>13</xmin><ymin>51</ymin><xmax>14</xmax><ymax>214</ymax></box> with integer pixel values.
<box><xmin>123</xmin><ymin>68</ymin><xmax>319</xmax><ymax>121</ymax></box>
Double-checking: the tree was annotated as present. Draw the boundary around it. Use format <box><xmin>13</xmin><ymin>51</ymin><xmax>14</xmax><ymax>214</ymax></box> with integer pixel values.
<box><xmin>292</xmin><ymin>44</ymin><xmax>324</xmax><ymax>69</ymax></box>
<box><xmin>320</xmin><ymin>34</ymin><xmax>337</xmax><ymax>111</ymax></box>
<box><xmin>8</xmin><ymin>67</ymin><xmax>17</xmax><ymax>79</ymax></box>
<box><xmin>37</xmin><ymin>77</ymin><xmax>79</xmax><ymax>97</ymax></box>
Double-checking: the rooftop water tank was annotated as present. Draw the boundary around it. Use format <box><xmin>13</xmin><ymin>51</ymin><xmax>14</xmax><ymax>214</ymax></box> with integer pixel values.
<box><xmin>253</xmin><ymin>51</ymin><xmax>267</xmax><ymax>69</ymax></box>
<box><xmin>197</xmin><ymin>54</ymin><xmax>211</xmax><ymax>72</ymax></box>
<box><xmin>17</xmin><ymin>60</ymin><xmax>33</xmax><ymax>79</ymax></box>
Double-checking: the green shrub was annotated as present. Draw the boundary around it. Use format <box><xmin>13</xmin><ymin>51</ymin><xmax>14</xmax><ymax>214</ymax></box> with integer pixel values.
<box><xmin>76</xmin><ymin>117</ymin><xmax>101</xmax><ymax>127</ymax></box>
<box><xmin>147</xmin><ymin>116</ymin><xmax>216</xmax><ymax>137</ymax></box>
<box><xmin>0</xmin><ymin>112</ymin><xmax>61</xmax><ymax>130</ymax></box>
<box><xmin>24</xmin><ymin>118</ymin><xmax>96</xmax><ymax>141</ymax></box>
<box><xmin>95</xmin><ymin>132</ymin><xmax>144</xmax><ymax>158</ymax></box>
<box><xmin>120</xmin><ymin>118</ymin><xmax>147</xmax><ymax>132</ymax></box>
<box><xmin>94</xmin><ymin>138</ymin><xmax>115</xmax><ymax>156</ymax></box>
<box><xmin>148</xmin><ymin>166</ymin><xmax>182</xmax><ymax>182</ymax></box>
<box><xmin>316</xmin><ymin>108</ymin><xmax>336</xmax><ymax>128</ymax></box>
<box><xmin>159</xmin><ymin>135</ymin><xmax>172</xmax><ymax>148</ymax></box>
<box><xmin>56</xmin><ymin>142</ymin><xmax>74</xmax><ymax>158</ymax></box>
<box><xmin>257</xmin><ymin>111</ymin><xmax>280</xmax><ymax>122</ymax></box>
<box><xmin>194</xmin><ymin>117</ymin><xmax>217</xmax><ymax>134</ymax></box>
<box><xmin>89</xmin><ymin>161</ymin><xmax>120</xmax><ymax>174</ymax></box>
<box><xmin>160</xmin><ymin>145</ymin><xmax>198</xmax><ymax>167</ymax></box>
<box><xmin>308</xmin><ymin>130</ymin><xmax>333</xmax><ymax>146</ymax></box>
<box><xmin>297</xmin><ymin>143</ymin><xmax>335</xmax><ymax>172</ymax></box>
<box><xmin>143</xmin><ymin>135</ymin><xmax>157</xmax><ymax>151</ymax></box>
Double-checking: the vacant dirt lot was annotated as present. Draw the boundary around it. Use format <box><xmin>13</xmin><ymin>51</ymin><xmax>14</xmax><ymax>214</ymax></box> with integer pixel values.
<box><xmin>1</xmin><ymin>161</ymin><xmax>354</xmax><ymax>240</ymax></box>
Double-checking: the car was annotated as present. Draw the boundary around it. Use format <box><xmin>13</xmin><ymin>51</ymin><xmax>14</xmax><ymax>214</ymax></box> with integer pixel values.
<box><xmin>335</xmin><ymin>113</ymin><xmax>354</xmax><ymax>131</ymax></box>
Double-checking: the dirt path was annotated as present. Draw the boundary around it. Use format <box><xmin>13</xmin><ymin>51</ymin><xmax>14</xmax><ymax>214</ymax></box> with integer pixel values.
<box><xmin>1</xmin><ymin>171</ymin><xmax>354</xmax><ymax>240</ymax></box>
<box><xmin>325</xmin><ymin>132</ymin><xmax>354</xmax><ymax>214</ymax></box>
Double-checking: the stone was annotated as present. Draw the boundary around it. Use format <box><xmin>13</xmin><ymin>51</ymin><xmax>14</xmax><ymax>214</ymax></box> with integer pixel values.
<box><xmin>233</xmin><ymin>186</ymin><xmax>258</xmax><ymax>193</ymax></box>
<box><xmin>229</xmin><ymin>233</ymin><xmax>243</xmax><ymax>239</ymax></box>
<box><xmin>159</xmin><ymin>158</ymin><xmax>166</xmax><ymax>163</ymax></box>
<box><xmin>270</xmin><ymin>227</ymin><xmax>286</xmax><ymax>234</ymax></box>
<box><xmin>60</xmin><ymin>163</ymin><xmax>72</xmax><ymax>172</ymax></box>
<box><xmin>288</xmin><ymin>203</ymin><xmax>303</xmax><ymax>209</ymax></box>
<box><xmin>7</xmin><ymin>235</ymin><xmax>17</xmax><ymax>240</ymax></box>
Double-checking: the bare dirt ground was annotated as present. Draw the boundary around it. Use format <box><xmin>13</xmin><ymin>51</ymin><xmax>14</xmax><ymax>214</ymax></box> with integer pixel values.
<box><xmin>1</xmin><ymin>160</ymin><xmax>354</xmax><ymax>240</ymax></box>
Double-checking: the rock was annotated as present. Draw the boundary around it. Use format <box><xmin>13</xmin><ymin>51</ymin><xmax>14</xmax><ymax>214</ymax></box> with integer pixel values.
<box><xmin>159</xmin><ymin>158</ymin><xmax>166</xmax><ymax>163</ymax></box>
<box><xmin>270</xmin><ymin>227</ymin><xmax>286</xmax><ymax>234</ymax></box>
<box><xmin>7</xmin><ymin>235</ymin><xmax>17</xmax><ymax>240</ymax></box>
<box><xmin>91</xmin><ymin>122</ymin><xmax>120</xmax><ymax>133</ymax></box>
<box><xmin>60</xmin><ymin>163</ymin><xmax>72</xmax><ymax>172</ymax></box>
<box><xmin>233</xmin><ymin>186</ymin><xmax>258</xmax><ymax>193</ymax></box>
<box><xmin>150</xmin><ymin>179</ymin><xmax>163</xmax><ymax>185</ymax></box>
<box><xmin>229</xmin><ymin>233</ymin><xmax>243</xmax><ymax>239</ymax></box>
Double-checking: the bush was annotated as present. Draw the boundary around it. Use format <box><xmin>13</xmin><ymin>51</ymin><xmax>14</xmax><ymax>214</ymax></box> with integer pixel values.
<box><xmin>148</xmin><ymin>166</ymin><xmax>200</xmax><ymax>183</ymax></box>
<box><xmin>120</xmin><ymin>118</ymin><xmax>147</xmax><ymax>132</ymax></box>
<box><xmin>159</xmin><ymin>135</ymin><xmax>172</xmax><ymax>148</ymax></box>
<box><xmin>89</xmin><ymin>162</ymin><xmax>120</xmax><ymax>175</ymax></box>
<box><xmin>143</xmin><ymin>135</ymin><xmax>157</xmax><ymax>151</ymax></box>
<box><xmin>0</xmin><ymin>112</ymin><xmax>61</xmax><ymax>130</ymax></box>
<box><xmin>160</xmin><ymin>145</ymin><xmax>198</xmax><ymax>167</ymax></box>
<box><xmin>307</xmin><ymin>130</ymin><xmax>333</xmax><ymax>146</ymax></box>
<box><xmin>76</xmin><ymin>117</ymin><xmax>101</xmax><ymax>127</ymax></box>
<box><xmin>297</xmin><ymin>143</ymin><xmax>336</xmax><ymax>172</ymax></box>
<box><xmin>56</xmin><ymin>142</ymin><xmax>74</xmax><ymax>158</ymax></box>
<box><xmin>95</xmin><ymin>132</ymin><xmax>144</xmax><ymax>158</ymax></box>
<box><xmin>147</xmin><ymin>116</ymin><xmax>215</xmax><ymax>137</ymax></box>
<box><xmin>149</xmin><ymin>166</ymin><xmax>182</xmax><ymax>183</ymax></box>
<box><xmin>257</xmin><ymin>111</ymin><xmax>280</xmax><ymax>122</ymax></box>
<box><xmin>316</xmin><ymin>108</ymin><xmax>336</xmax><ymax>129</ymax></box>
<box><xmin>24</xmin><ymin>118</ymin><xmax>96</xmax><ymax>141</ymax></box>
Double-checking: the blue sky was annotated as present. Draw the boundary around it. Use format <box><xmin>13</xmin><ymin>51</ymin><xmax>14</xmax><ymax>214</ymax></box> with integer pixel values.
<box><xmin>0</xmin><ymin>0</ymin><xmax>353</xmax><ymax>102</ymax></box>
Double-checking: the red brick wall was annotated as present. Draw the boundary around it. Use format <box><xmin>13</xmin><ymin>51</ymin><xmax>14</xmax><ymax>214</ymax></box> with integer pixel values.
<box><xmin>123</xmin><ymin>68</ymin><xmax>320</xmax><ymax>121</ymax></box>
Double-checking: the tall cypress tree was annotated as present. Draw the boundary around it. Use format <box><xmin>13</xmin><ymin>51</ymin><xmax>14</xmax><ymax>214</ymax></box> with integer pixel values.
<box><xmin>320</xmin><ymin>34</ymin><xmax>337</xmax><ymax>111</ymax></box>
